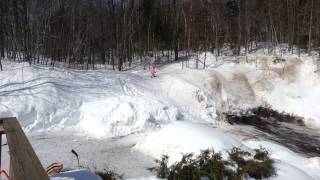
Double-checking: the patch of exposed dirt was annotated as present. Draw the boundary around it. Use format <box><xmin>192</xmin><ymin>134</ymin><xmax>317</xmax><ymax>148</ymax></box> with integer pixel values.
<box><xmin>251</xmin><ymin>79</ymin><xmax>274</xmax><ymax>92</ymax></box>
<box><xmin>209</xmin><ymin>76</ymin><xmax>222</xmax><ymax>95</ymax></box>
<box><xmin>231</xmin><ymin>73</ymin><xmax>256</xmax><ymax>98</ymax></box>
<box><xmin>272</xmin><ymin>59</ymin><xmax>302</xmax><ymax>82</ymax></box>
<box><xmin>256</xmin><ymin>57</ymin><xmax>302</xmax><ymax>83</ymax></box>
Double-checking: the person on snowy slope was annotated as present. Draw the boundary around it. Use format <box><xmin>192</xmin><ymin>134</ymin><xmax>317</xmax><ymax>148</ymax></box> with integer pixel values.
<box><xmin>150</xmin><ymin>65</ymin><xmax>157</xmax><ymax>78</ymax></box>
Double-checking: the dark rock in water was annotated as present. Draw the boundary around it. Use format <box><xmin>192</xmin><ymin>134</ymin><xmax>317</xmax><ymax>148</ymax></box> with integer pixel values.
<box><xmin>225</xmin><ymin>106</ymin><xmax>305</xmax><ymax>126</ymax></box>
<box><xmin>224</xmin><ymin>107</ymin><xmax>320</xmax><ymax>157</ymax></box>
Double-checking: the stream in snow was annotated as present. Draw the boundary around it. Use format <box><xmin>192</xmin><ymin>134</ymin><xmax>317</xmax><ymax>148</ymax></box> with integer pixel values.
<box><xmin>225</xmin><ymin>107</ymin><xmax>320</xmax><ymax>157</ymax></box>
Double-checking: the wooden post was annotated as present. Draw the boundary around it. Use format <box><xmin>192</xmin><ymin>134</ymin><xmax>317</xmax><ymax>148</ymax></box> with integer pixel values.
<box><xmin>0</xmin><ymin>117</ymin><xmax>49</xmax><ymax>180</ymax></box>
<box><xmin>0</xmin><ymin>133</ymin><xmax>2</xmax><ymax>169</ymax></box>
<box><xmin>0</xmin><ymin>122</ymin><xmax>4</xmax><ymax>170</ymax></box>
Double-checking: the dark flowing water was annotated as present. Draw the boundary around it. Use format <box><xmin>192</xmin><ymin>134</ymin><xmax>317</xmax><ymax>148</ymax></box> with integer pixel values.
<box><xmin>225</xmin><ymin>107</ymin><xmax>320</xmax><ymax>157</ymax></box>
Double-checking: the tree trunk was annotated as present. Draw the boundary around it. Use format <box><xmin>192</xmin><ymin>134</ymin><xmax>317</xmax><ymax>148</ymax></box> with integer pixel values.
<box><xmin>308</xmin><ymin>0</ymin><xmax>314</xmax><ymax>54</ymax></box>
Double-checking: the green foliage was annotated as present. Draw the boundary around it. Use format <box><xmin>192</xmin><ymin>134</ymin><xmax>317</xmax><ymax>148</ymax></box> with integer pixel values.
<box><xmin>95</xmin><ymin>168</ymin><xmax>123</xmax><ymax>180</ymax></box>
<box><xmin>196</xmin><ymin>149</ymin><xmax>239</xmax><ymax>180</ymax></box>
<box><xmin>150</xmin><ymin>147</ymin><xmax>276</xmax><ymax>180</ymax></box>
<box><xmin>229</xmin><ymin>147</ymin><xmax>251</xmax><ymax>167</ymax></box>
<box><xmin>168</xmin><ymin>153</ymin><xmax>200</xmax><ymax>180</ymax></box>
<box><xmin>229</xmin><ymin>147</ymin><xmax>275</xmax><ymax>179</ymax></box>
<box><xmin>244</xmin><ymin>159</ymin><xmax>275</xmax><ymax>179</ymax></box>
<box><xmin>253</xmin><ymin>147</ymin><xmax>270</xmax><ymax>161</ymax></box>
<box><xmin>148</xmin><ymin>155</ymin><xmax>170</xmax><ymax>179</ymax></box>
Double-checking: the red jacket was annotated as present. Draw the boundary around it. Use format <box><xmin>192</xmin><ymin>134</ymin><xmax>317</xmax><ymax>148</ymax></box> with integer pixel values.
<box><xmin>150</xmin><ymin>67</ymin><xmax>157</xmax><ymax>76</ymax></box>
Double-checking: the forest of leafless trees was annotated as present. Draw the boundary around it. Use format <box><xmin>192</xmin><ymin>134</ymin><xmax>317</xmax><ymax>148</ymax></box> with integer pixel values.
<box><xmin>0</xmin><ymin>0</ymin><xmax>320</xmax><ymax>71</ymax></box>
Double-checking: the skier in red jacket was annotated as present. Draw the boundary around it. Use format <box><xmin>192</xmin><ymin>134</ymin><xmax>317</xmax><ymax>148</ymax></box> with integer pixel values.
<box><xmin>150</xmin><ymin>65</ymin><xmax>157</xmax><ymax>78</ymax></box>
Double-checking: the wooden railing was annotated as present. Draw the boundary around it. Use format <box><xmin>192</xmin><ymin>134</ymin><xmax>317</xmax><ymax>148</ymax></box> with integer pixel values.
<box><xmin>0</xmin><ymin>117</ymin><xmax>49</xmax><ymax>180</ymax></box>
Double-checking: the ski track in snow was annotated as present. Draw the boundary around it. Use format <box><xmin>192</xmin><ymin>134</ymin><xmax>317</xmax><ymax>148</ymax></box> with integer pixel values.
<box><xmin>0</xmin><ymin>55</ymin><xmax>320</xmax><ymax>179</ymax></box>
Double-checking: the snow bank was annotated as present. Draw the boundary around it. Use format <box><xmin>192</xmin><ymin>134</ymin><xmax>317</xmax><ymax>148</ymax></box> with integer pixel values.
<box><xmin>272</xmin><ymin>161</ymin><xmax>315</xmax><ymax>180</ymax></box>
<box><xmin>204</xmin><ymin>55</ymin><xmax>320</xmax><ymax>128</ymax></box>
<box><xmin>159</xmin><ymin>72</ymin><xmax>218</xmax><ymax>121</ymax></box>
<box><xmin>0</xmin><ymin>61</ymin><xmax>181</xmax><ymax>138</ymax></box>
<box><xmin>134</xmin><ymin>121</ymin><xmax>242</xmax><ymax>163</ymax></box>
<box><xmin>78</xmin><ymin>96</ymin><xmax>180</xmax><ymax>138</ymax></box>
<box><xmin>244</xmin><ymin>140</ymin><xmax>320</xmax><ymax>180</ymax></box>
<box><xmin>254</xmin><ymin>59</ymin><xmax>320</xmax><ymax>128</ymax></box>
<box><xmin>158</xmin><ymin>63</ymin><xmax>259</xmax><ymax>123</ymax></box>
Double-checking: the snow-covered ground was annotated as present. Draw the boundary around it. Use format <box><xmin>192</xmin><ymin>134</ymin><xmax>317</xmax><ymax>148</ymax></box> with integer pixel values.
<box><xmin>0</xmin><ymin>53</ymin><xmax>320</xmax><ymax>179</ymax></box>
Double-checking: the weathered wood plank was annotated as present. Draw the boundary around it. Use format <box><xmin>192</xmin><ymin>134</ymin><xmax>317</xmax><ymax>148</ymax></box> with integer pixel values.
<box><xmin>0</xmin><ymin>125</ymin><xmax>5</xmax><ymax>134</ymax></box>
<box><xmin>0</xmin><ymin>117</ymin><xmax>49</xmax><ymax>180</ymax></box>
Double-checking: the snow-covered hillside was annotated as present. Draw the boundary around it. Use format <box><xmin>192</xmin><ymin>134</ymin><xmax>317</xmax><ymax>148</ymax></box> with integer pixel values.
<box><xmin>0</xmin><ymin>54</ymin><xmax>320</xmax><ymax>179</ymax></box>
<box><xmin>0</xmin><ymin>60</ymin><xmax>181</xmax><ymax>138</ymax></box>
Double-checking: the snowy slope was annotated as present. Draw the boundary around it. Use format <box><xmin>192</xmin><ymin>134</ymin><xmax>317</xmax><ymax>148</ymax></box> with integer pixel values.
<box><xmin>0</xmin><ymin>60</ymin><xmax>181</xmax><ymax>138</ymax></box>
<box><xmin>134</xmin><ymin>121</ymin><xmax>243</xmax><ymax>163</ymax></box>
<box><xmin>0</xmin><ymin>55</ymin><xmax>320</xmax><ymax>179</ymax></box>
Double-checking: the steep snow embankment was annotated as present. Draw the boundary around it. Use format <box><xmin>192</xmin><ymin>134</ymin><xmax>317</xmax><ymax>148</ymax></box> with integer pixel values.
<box><xmin>134</xmin><ymin>55</ymin><xmax>320</xmax><ymax>180</ymax></box>
<box><xmin>0</xmin><ymin>61</ymin><xmax>181</xmax><ymax>138</ymax></box>
<box><xmin>156</xmin><ymin>64</ymin><xmax>259</xmax><ymax>123</ymax></box>
<box><xmin>200</xmin><ymin>55</ymin><xmax>320</xmax><ymax>128</ymax></box>
<box><xmin>254</xmin><ymin>58</ymin><xmax>320</xmax><ymax>128</ymax></box>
